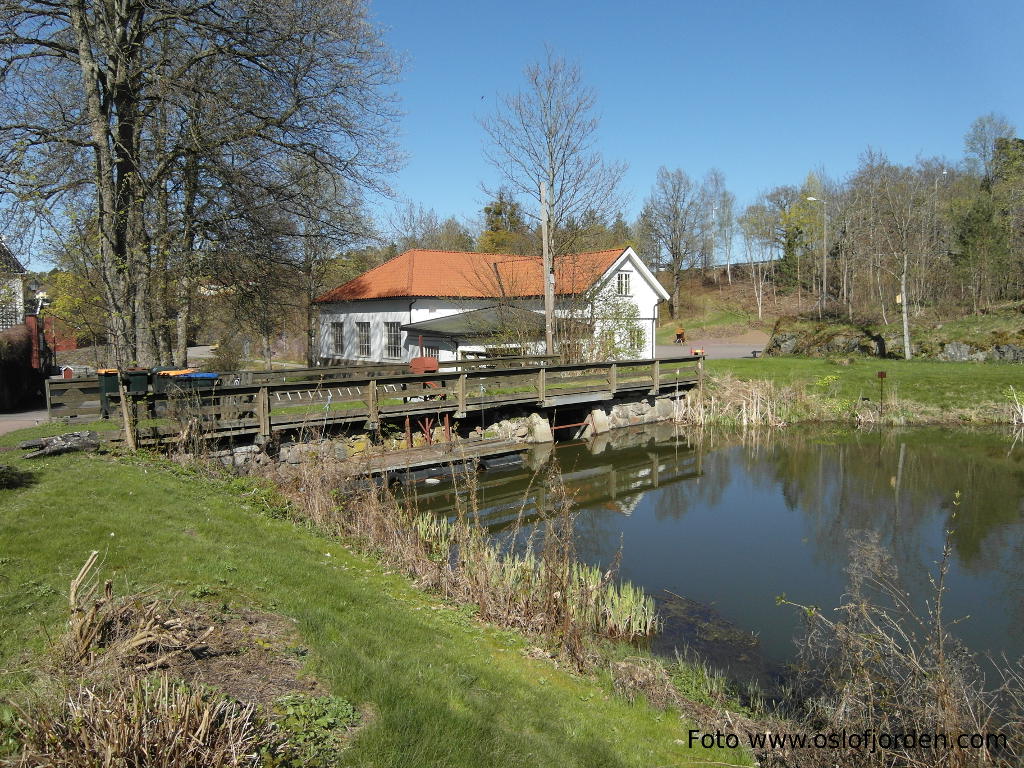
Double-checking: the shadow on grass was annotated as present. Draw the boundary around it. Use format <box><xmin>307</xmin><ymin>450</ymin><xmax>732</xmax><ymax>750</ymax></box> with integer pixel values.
<box><xmin>0</xmin><ymin>464</ymin><xmax>36</xmax><ymax>490</ymax></box>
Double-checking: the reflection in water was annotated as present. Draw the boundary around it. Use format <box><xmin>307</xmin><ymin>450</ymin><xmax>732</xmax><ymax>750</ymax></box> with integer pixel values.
<box><xmin>412</xmin><ymin>424</ymin><xmax>1024</xmax><ymax>674</ymax></box>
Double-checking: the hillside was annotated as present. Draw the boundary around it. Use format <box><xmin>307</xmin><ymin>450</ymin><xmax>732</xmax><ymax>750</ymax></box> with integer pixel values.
<box><xmin>765</xmin><ymin>301</ymin><xmax>1024</xmax><ymax>360</ymax></box>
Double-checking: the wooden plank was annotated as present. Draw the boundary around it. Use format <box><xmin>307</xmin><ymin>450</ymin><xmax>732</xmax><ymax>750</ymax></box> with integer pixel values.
<box><xmin>257</xmin><ymin>387</ymin><xmax>271</xmax><ymax>438</ymax></box>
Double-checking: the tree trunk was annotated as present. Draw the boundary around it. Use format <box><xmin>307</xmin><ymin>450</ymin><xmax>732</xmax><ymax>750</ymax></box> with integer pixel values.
<box><xmin>900</xmin><ymin>256</ymin><xmax>911</xmax><ymax>360</ymax></box>
<box><xmin>670</xmin><ymin>268</ymin><xmax>681</xmax><ymax>320</ymax></box>
<box><xmin>174</xmin><ymin>296</ymin><xmax>190</xmax><ymax>368</ymax></box>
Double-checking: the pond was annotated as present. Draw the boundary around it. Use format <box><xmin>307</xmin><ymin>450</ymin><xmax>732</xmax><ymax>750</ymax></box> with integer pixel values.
<box><xmin>410</xmin><ymin>424</ymin><xmax>1024</xmax><ymax>684</ymax></box>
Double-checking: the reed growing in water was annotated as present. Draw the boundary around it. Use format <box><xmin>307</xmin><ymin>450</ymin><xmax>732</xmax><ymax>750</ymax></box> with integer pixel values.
<box><xmin>285</xmin><ymin>455</ymin><xmax>659</xmax><ymax>663</ymax></box>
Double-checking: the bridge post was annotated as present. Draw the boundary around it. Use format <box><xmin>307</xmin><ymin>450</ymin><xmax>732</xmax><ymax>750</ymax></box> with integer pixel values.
<box><xmin>457</xmin><ymin>373</ymin><xmax>467</xmax><ymax>415</ymax></box>
<box><xmin>257</xmin><ymin>386</ymin><xmax>271</xmax><ymax>438</ymax></box>
<box><xmin>697</xmin><ymin>357</ymin><xmax>704</xmax><ymax>394</ymax></box>
<box><xmin>651</xmin><ymin>360</ymin><xmax>660</xmax><ymax>394</ymax></box>
<box><xmin>537</xmin><ymin>367</ymin><xmax>546</xmax><ymax>401</ymax></box>
<box><xmin>368</xmin><ymin>379</ymin><xmax>379</xmax><ymax>425</ymax></box>
<box><xmin>608</xmin><ymin>363</ymin><xmax>617</xmax><ymax>394</ymax></box>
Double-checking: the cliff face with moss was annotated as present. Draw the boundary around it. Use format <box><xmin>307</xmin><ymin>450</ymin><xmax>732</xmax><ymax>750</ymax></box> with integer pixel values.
<box><xmin>765</xmin><ymin>306</ymin><xmax>1024</xmax><ymax>361</ymax></box>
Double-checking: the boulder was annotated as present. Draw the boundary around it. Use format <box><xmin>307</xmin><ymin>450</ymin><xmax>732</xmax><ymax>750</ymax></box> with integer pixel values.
<box><xmin>989</xmin><ymin>344</ymin><xmax>1024</xmax><ymax>362</ymax></box>
<box><xmin>653</xmin><ymin>398</ymin><xmax>676</xmax><ymax>421</ymax></box>
<box><xmin>764</xmin><ymin>332</ymin><xmax>799</xmax><ymax>356</ymax></box>
<box><xmin>938</xmin><ymin>341</ymin><xmax>975</xmax><ymax>362</ymax></box>
<box><xmin>526</xmin><ymin>413</ymin><xmax>553</xmax><ymax>443</ymax></box>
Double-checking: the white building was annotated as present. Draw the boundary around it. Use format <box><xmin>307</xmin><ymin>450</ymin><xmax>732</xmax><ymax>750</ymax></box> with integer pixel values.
<box><xmin>0</xmin><ymin>242</ymin><xmax>25</xmax><ymax>332</ymax></box>
<box><xmin>314</xmin><ymin>247</ymin><xmax>668</xmax><ymax>363</ymax></box>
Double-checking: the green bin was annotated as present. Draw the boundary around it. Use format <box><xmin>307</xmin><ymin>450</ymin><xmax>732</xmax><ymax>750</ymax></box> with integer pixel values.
<box><xmin>97</xmin><ymin>369</ymin><xmax>119</xmax><ymax>418</ymax></box>
<box><xmin>124</xmin><ymin>368</ymin><xmax>150</xmax><ymax>395</ymax></box>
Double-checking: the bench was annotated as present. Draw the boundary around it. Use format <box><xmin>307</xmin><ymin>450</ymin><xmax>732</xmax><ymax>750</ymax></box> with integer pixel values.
<box><xmin>751</xmin><ymin>349</ymin><xmax>762</xmax><ymax>358</ymax></box>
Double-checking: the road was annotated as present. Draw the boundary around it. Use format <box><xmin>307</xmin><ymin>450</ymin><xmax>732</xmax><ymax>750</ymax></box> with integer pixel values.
<box><xmin>656</xmin><ymin>330</ymin><xmax>770</xmax><ymax>360</ymax></box>
<box><xmin>0</xmin><ymin>408</ymin><xmax>48</xmax><ymax>437</ymax></box>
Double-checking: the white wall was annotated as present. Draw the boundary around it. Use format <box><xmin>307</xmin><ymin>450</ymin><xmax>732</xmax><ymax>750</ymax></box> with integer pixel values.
<box><xmin>318</xmin><ymin>297</ymin><xmax>496</xmax><ymax>363</ymax></box>
<box><xmin>570</xmin><ymin>250</ymin><xmax>665</xmax><ymax>358</ymax></box>
<box><xmin>316</xmin><ymin>248</ymin><xmax>667</xmax><ymax>363</ymax></box>
<box><xmin>0</xmin><ymin>276</ymin><xmax>23</xmax><ymax>331</ymax></box>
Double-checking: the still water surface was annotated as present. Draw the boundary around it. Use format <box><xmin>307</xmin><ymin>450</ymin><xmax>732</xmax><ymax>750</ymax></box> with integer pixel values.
<box><xmin>413</xmin><ymin>425</ymin><xmax>1024</xmax><ymax>678</ymax></box>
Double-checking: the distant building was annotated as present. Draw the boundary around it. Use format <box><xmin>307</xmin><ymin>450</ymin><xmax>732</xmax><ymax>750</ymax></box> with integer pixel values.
<box><xmin>314</xmin><ymin>247</ymin><xmax>668</xmax><ymax>363</ymax></box>
<box><xmin>0</xmin><ymin>241</ymin><xmax>25</xmax><ymax>332</ymax></box>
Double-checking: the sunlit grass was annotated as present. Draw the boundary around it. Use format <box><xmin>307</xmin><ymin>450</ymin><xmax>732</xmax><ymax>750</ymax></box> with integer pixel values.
<box><xmin>706</xmin><ymin>357</ymin><xmax>1021</xmax><ymax>409</ymax></box>
<box><xmin>0</xmin><ymin>444</ymin><xmax>751</xmax><ymax>768</ymax></box>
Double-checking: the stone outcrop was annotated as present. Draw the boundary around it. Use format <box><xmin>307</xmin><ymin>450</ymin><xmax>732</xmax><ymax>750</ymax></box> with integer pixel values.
<box><xmin>766</xmin><ymin>319</ymin><xmax>1023</xmax><ymax>361</ymax></box>
<box><xmin>936</xmin><ymin>340</ymin><xmax>1024</xmax><ymax>362</ymax></box>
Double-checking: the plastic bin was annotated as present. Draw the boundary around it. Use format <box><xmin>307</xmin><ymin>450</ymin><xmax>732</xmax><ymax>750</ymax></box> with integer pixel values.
<box><xmin>123</xmin><ymin>368</ymin><xmax>150</xmax><ymax>395</ymax></box>
<box><xmin>97</xmin><ymin>369</ymin><xmax>119</xmax><ymax>418</ymax></box>
<box><xmin>152</xmin><ymin>368</ymin><xmax>197</xmax><ymax>394</ymax></box>
<box><xmin>170</xmin><ymin>372</ymin><xmax>220</xmax><ymax>392</ymax></box>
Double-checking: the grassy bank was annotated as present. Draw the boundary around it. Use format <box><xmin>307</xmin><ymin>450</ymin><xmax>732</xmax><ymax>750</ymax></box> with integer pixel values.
<box><xmin>0</xmin><ymin>431</ymin><xmax>750</xmax><ymax>767</ymax></box>
<box><xmin>704</xmin><ymin>357</ymin><xmax>1022</xmax><ymax>423</ymax></box>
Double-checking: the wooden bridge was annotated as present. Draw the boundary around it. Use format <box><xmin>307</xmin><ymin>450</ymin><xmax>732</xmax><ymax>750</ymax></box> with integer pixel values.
<box><xmin>411</xmin><ymin>437</ymin><xmax>705</xmax><ymax>530</ymax></box>
<box><xmin>45</xmin><ymin>355</ymin><xmax>703</xmax><ymax>446</ymax></box>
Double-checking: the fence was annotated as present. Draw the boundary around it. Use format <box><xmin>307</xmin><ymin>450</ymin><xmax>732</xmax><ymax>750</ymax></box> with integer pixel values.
<box><xmin>64</xmin><ymin>355</ymin><xmax>704</xmax><ymax>446</ymax></box>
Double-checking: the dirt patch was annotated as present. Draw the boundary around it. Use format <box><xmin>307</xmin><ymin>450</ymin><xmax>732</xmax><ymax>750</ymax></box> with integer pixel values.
<box><xmin>158</xmin><ymin>606</ymin><xmax>325</xmax><ymax>705</ymax></box>
<box><xmin>53</xmin><ymin>554</ymin><xmax>325</xmax><ymax>705</ymax></box>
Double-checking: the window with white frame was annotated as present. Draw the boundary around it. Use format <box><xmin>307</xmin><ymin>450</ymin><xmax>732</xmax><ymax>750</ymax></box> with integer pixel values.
<box><xmin>331</xmin><ymin>322</ymin><xmax>344</xmax><ymax>354</ymax></box>
<box><xmin>616</xmin><ymin>271</ymin><xmax>631</xmax><ymax>296</ymax></box>
<box><xmin>629</xmin><ymin>327</ymin><xmax>645</xmax><ymax>351</ymax></box>
<box><xmin>356</xmin><ymin>322</ymin><xmax>371</xmax><ymax>357</ymax></box>
<box><xmin>0</xmin><ymin>304</ymin><xmax>16</xmax><ymax>332</ymax></box>
<box><xmin>385</xmin><ymin>322</ymin><xmax>402</xmax><ymax>358</ymax></box>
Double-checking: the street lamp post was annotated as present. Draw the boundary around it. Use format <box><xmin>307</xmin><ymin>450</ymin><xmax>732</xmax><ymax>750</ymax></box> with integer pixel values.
<box><xmin>806</xmin><ymin>196</ymin><xmax>827</xmax><ymax>318</ymax></box>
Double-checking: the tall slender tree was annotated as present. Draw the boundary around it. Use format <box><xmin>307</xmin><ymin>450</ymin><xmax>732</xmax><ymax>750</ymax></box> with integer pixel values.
<box><xmin>480</xmin><ymin>46</ymin><xmax>626</xmax><ymax>353</ymax></box>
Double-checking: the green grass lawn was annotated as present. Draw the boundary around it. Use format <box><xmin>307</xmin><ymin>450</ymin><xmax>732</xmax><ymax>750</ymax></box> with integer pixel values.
<box><xmin>0</xmin><ymin>433</ymin><xmax>749</xmax><ymax>768</ymax></box>
<box><xmin>706</xmin><ymin>357</ymin><xmax>1023</xmax><ymax>410</ymax></box>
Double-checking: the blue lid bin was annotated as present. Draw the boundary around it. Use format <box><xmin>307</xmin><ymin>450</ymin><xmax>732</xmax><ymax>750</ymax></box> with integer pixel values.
<box><xmin>172</xmin><ymin>372</ymin><xmax>221</xmax><ymax>391</ymax></box>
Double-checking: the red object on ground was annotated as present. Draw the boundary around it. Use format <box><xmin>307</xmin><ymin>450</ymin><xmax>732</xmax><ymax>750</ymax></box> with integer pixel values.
<box><xmin>409</xmin><ymin>356</ymin><xmax>439</xmax><ymax>374</ymax></box>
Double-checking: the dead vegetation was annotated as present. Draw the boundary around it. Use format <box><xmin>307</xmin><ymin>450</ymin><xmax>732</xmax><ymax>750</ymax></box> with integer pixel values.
<box><xmin>776</xmin><ymin>529</ymin><xmax>1024</xmax><ymax>767</ymax></box>
<box><xmin>3</xmin><ymin>555</ymin><xmax>356</xmax><ymax>768</ymax></box>
<box><xmin>277</xmin><ymin>454</ymin><xmax>659</xmax><ymax>668</ymax></box>
<box><xmin>677</xmin><ymin>372</ymin><xmax>920</xmax><ymax>428</ymax></box>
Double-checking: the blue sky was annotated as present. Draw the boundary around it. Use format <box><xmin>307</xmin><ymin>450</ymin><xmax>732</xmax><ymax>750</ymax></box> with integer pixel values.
<box><xmin>369</xmin><ymin>0</ymin><xmax>1023</xmax><ymax>228</ymax></box>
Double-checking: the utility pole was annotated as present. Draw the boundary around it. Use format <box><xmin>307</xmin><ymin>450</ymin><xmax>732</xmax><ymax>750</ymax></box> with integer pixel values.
<box><xmin>541</xmin><ymin>181</ymin><xmax>554</xmax><ymax>355</ymax></box>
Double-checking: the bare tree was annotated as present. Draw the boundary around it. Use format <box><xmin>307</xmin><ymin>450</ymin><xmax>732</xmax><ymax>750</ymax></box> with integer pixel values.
<box><xmin>480</xmin><ymin>46</ymin><xmax>626</xmax><ymax>353</ymax></box>
<box><xmin>738</xmin><ymin>203</ymin><xmax>776</xmax><ymax>319</ymax></box>
<box><xmin>639</xmin><ymin>167</ymin><xmax>704</xmax><ymax>319</ymax></box>
<box><xmin>848</xmin><ymin>151</ymin><xmax>929</xmax><ymax>358</ymax></box>
<box><xmin>0</xmin><ymin>0</ymin><xmax>400</xmax><ymax>367</ymax></box>
<box><xmin>388</xmin><ymin>202</ymin><xmax>476</xmax><ymax>252</ymax></box>
<box><xmin>964</xmin><ymin>112</ymin><xmax>1016</xmax><ymax>179</ymax></box>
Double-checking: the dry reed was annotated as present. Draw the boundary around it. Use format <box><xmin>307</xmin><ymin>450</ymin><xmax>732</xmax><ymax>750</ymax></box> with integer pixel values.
<box><xmin>284</xmin><ymin>454</ymin><xmax>660</xmax><ymax>665</ymax></box>
<box><xmin>13</xmin><ymin>677</ymin><xmax>272</xmax><ymax>768</ymax></box>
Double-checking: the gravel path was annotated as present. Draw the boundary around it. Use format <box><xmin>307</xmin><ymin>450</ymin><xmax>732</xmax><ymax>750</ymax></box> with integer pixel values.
<box><xmin>656</xmin><ymin>330</ymin><xmax>770</xmax><ymax>359</ymax></box>
<box><xmin>0</xmin><ymin>408</ymin><xmax>48</xmax><ymax>437</ymax></box>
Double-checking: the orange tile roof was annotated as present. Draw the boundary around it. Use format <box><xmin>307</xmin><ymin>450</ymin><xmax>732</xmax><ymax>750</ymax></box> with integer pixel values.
<box><xmin>314</xmin><ymin>248</ymin><xmax>625</xmax><ymax>302</ymax></box>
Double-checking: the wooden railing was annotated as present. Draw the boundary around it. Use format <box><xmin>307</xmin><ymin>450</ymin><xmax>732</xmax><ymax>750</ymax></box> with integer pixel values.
<box><xmin>46</xmin><ymin>377</ymin><xmax>109</xmax><ymax>422</ymax></box>
<box><xmin>96</xmin><ymin>355</ymin><xmax>703</xmax><ymax>445</ymax></box>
